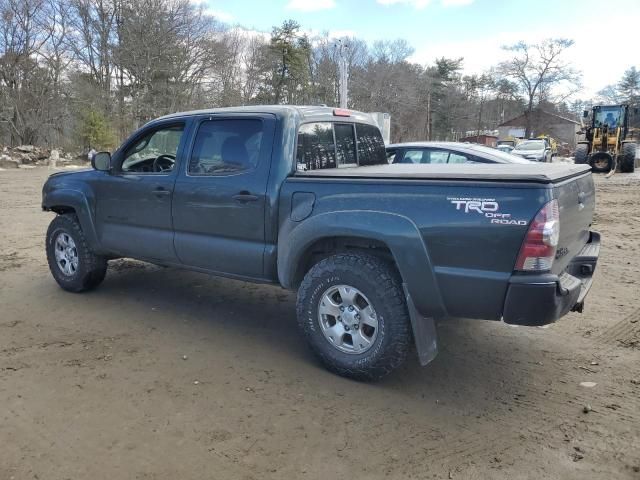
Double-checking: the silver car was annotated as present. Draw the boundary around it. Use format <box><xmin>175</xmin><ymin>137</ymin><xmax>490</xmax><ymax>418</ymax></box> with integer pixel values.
<box><xmin>510</xmin><ymin>139</ymin><xmax>552</xmax><ymax>163</ymax></box>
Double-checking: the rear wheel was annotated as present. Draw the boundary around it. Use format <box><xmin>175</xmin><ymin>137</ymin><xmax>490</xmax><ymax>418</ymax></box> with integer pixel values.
<box><xmin>574</xmin><ymin>143</ymin><xmax>589</xmax><ymax>164</ymax></box>
<box><xmin>46</xmin><ymin>214</ymin><xmax>108</xmax><ymax>292</ymax></box>
<box><xmin>296</xmin><ymin>253</ymin><xmax>412</xmax><ymax>380</ymax></box>
<box><xmin>620</xmin><ymin>142</ymin><xmax>636</xmax><ymax>173</ymax></box>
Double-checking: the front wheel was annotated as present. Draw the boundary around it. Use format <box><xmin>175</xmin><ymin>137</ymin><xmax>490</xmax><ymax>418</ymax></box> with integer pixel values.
<box><xmin>296</xmin><ymin>253</ymin><xmax>412</xmax><ymax>380</ymax></box>
<box><xmin>46</xmin><ymin>214</ymin><xmax>108</xmax><ymax>292</ymax></box>
<box><xmin>590</xmin><ymin>152</ymin><xmax>613</xmax><ymax>173</ymax></box>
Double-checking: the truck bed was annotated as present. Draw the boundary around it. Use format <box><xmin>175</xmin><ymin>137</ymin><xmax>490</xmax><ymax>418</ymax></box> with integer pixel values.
<box><xmin>295</xmin><ymin>163</ymin><xmax>591</xmax><ymax>184</ymax></box>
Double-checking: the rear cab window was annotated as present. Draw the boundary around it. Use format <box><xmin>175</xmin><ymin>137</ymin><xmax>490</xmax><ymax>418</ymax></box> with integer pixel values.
<box><xmin>335</xmin><ymin>123</ymin><xmax>357</xmax><ymax>166</ymax></box>
<box><xmin>297</xmin><ymin>123</ymin><xmax>336</xmax><ymax>170</ymax></box>
<box><xmin>355</xmin><ymin>123</ymin><xmax>387</xmax><ymax>166</ymax></box>
<box><xmin>296</xmin><ymin>121</ymin><xmax>387</xmax><ymax>171</ymax></box>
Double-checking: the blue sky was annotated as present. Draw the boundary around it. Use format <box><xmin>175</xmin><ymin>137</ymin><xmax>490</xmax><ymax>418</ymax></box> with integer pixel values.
<box><xmin>203</xmin><ymin>0</ymin><xmax>640</xmax><ymax>97</ymax></box>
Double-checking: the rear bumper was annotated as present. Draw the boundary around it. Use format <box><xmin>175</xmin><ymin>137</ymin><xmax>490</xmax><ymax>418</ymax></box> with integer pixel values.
<box><xmin>502</xmin><ymin>231</ymin><xmax>600</xmax><ymax>326</ymax></box>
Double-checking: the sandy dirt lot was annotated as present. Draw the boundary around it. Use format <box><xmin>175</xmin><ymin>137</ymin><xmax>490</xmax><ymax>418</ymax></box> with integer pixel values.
<box><xmin>1</xmin><ymin>167</ymin><xmax>639</xmax><ymax>480</ymax></box>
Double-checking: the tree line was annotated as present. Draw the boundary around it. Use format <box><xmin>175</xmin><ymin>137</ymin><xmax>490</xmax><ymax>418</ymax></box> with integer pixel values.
<box><xmin>1</xmin><ymin>0</ymin><xmax>638</xmax><ymax>150</ymax></box>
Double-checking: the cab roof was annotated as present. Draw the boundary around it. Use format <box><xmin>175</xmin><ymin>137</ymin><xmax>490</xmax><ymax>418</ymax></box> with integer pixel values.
<box><xmin>155</xmin><ymin>105</ymin><xmax>377</xmax><ymax>125</ymax></box>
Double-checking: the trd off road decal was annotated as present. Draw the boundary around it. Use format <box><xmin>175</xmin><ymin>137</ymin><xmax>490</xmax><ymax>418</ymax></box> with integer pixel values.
<box><xmin>447</xmin><ymin>197</ymin><xmax>528</xmax><ymax>225</ymax></box>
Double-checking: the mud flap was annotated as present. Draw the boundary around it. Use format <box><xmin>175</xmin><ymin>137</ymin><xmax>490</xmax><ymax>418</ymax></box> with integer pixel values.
<box><xmin>403</xmin><ymin>284</ymin><xmax>438</xmax><ymax>366</ymax></box>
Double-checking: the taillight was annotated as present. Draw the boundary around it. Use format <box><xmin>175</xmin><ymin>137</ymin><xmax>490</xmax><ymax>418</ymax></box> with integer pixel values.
<box><xmin>515</xmin><ymin>199</ymin><xmax>560</xmax><ymax>272</ymax></box>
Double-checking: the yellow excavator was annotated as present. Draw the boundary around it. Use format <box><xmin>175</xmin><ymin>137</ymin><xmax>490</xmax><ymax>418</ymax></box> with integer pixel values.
<box><xmin>575</xmin><ymin>104</ymin><xmax>639</xmax><ymax>173</ymax></box>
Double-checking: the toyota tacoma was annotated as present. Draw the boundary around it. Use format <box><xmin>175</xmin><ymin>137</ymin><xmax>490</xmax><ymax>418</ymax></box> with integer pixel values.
<box><xmin>42</xmin><ymin>106</ymin><xmax>600</xmax><ymax>380</ymax></box>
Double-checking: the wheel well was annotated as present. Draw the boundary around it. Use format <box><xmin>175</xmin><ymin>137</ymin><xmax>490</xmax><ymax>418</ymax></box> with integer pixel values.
<box><xmin>293</xmin><ymin>236</ymin><xmax>396</xmax><ymax>287</ymax></box>
<box><xmin>48</xmin><ymin>206</ymin><xmax>76</xmax><ymax>215</ymax></box>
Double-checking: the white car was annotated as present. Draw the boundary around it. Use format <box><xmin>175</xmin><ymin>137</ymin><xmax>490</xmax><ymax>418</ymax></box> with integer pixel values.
<box><xmin>510</xmin><ymin>139</ymin><xmax>552</xmax><ymax>162</ymax></box>
<box><xmin>386</xmin><ymin>142</ymin><xmax>533</xmax><ymax>165</ymax></box>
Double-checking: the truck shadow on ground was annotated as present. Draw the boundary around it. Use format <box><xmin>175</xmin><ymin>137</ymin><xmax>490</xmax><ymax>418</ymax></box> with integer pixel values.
<box><xmin>89</xmin><ymin>260</ymin><xmax>554</xmax><ymax>414</ymax></box>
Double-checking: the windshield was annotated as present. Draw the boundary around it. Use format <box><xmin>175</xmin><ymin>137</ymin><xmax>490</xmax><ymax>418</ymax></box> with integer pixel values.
<box><xmin>515</xmin><ymin>141</ymin><xmax>545</xmax><ymax>151</ymax></box>
<box><xmin>594</xmin><ymin>106</ymin><xmax>623</xmax><ymax>128</ymax></box>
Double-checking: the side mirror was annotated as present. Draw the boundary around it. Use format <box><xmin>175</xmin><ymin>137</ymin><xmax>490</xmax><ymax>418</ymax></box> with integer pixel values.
<box><xmin>583</xmin><ymin>110</ymin><xmax>589</xmax><ymax>118</ymax></box>
<box><xmin>92</xmin><ymin>152</ymin><xmax>111</xmax><ymax>172</ymax></box>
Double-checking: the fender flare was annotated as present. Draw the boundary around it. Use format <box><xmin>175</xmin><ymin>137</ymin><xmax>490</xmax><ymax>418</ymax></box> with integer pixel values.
<box><xmin>42</xmin><ymin>188</ymin><xmax>101</xmax><ymax>251</ymax></box>
<box><xmin>278</xmin><ymin>210</ymin><xmax>447</xmax><ymax>319</ymax></box>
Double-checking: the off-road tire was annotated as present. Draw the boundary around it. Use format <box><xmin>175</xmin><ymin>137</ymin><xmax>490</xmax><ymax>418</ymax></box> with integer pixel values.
<box><xmin>296</xmin><ymin>253</ymin><xmax>412</xmax><ymax>381</ymax></box>
<box><xmin>620</xmin><ymin>142</ymin><xmax>637</xmax><ymax>173</ymax></box>
<box><xmin>46</xmin><ymin>214</ymin><xmax>108</xmax><ymax>292</ymax></box>
<box><xmin>574</xmin><ymin>143</ymin><xmax>589</xmax><ymax>164</ymax></box>
<box><xmin>590</xmin><ymin>154</ymin><xmax>614</xmax><ymax>174</ymax></box>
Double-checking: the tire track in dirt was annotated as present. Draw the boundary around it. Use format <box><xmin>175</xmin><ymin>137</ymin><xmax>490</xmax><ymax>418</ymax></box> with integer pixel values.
<box><xmin>596</xmin><ymin>308</ymin><xmax>640</xmax><ymax>349</ymax></box>
<box><xmin>385</xmin><ymin>328</ymin><xmax>640</xmax><ymax>475</ymax></box>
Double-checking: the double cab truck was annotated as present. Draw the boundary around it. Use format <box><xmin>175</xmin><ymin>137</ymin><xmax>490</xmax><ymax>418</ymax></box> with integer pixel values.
<box><xmin>42</xmin><ymin>106</ymin><xmax>600</xmax><ymax>380</ymax></box>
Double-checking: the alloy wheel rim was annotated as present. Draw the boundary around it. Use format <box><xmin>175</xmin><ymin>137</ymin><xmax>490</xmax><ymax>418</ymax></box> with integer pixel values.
<box><xmin>54</xmin><ymin>232</ymin><xmax>79</xmax><ymax>276</ymax></box>
<box><xmin>317</xmin><ymin>284</ymin><xmax>378</xmax><ymax>354</ymax></box>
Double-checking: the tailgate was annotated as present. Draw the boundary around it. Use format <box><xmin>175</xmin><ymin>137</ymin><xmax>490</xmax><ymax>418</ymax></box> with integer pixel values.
<box><xmin>552</xmin><ymin>172</ymin><xmax>596</xmax><ymax>274</ymax></box>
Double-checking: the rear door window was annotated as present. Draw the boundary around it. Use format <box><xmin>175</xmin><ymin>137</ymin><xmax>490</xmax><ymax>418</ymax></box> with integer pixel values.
<box><xmin>447</xmin><ymin>152</ymin><xmax>470</xmax><ymax>164</ymax></box>
<box><xmin>402</xmin><ymin>150</ymin><xmax>425</xmax><ymax>164</ymax></box>
<box><xmin>427</xmin><ymin>150</ymin><xmax>449</xmax><ymax>164</ymax></box>
<box><xmin>188</xmin><ymin>119</ymin><xmax>263</xmax><ymax>175</ymax></box>
<box><xmin>396</xmin><ymin>149</ymin><xmax>478</xmax><ymax>164</ymax></box>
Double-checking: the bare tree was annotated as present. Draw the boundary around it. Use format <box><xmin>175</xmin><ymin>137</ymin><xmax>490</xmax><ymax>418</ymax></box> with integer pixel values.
<box><xmin>239</xmin><ymin>32</ymin><xmax>268</xmax><ymax>104</ymax></box>
<box><xmin>463</xmin><ymin>73</ymin><xmax>494</xmax><ymax>140</ymax></box>
<box><xmin>498</xmin><ymin>38</ymin><xmax>579</xmax><ymax>137</ymax></box>
<box><xmin>115</xmin><ymin>0</ymin><xmax>219</xmax><ymax>125</ymax></box>
<box><xmin>68</xmin><ymin>0</ymin><xmax>118</xmax><ymax>109</ymax></box>
<box><xmin>0</xmin><ymin>4</ymin><xmax>585</xmax><ymax>150</ymax></box>
<box><xmin>0</xmin><ymin>0</ymin><xmax>54</xmax><ymax>144</ymax></box>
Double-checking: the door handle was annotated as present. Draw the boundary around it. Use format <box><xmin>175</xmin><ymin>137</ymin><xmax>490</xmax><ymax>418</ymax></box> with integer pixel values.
<box><xmin>153</xmin><ymin>187</ymin><xmax>172</xmax><ymax>197</ymax></box>
<box><xmin>232</xmin><ymin>192</ymin><xmax>259</xmax><ymax>203</ymax></box>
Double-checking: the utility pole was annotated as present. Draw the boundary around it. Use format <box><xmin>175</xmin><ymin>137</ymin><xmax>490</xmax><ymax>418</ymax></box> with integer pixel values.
<box><xmin>335</xmin><ymin>40</ymin><xmax>349</xmax><ymax>108</ymax></box>
<box><xmin>426</xmin><ymin>92</ymin><xmax>432</xmax><ymax>141</ymax></box>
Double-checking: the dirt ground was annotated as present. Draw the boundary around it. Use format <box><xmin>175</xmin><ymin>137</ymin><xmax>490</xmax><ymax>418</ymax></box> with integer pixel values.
<box><xmin>1</xmin><ymin>166</ymin><xmax>639</xmax><ymax>480</ymax></box>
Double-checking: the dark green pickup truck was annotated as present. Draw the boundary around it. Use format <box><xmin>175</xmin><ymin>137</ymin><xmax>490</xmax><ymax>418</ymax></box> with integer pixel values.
<box><xmin>42</xmin><ymin>106</ymin><xmax>600</xmax><ymax>379</ymax></box>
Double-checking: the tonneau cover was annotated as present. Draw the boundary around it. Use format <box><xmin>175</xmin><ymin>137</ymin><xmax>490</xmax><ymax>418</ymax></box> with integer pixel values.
<box><xmin>295</xmin><ymin>163</ymin><xmax>591</xmax><ymax>184</ymax></box>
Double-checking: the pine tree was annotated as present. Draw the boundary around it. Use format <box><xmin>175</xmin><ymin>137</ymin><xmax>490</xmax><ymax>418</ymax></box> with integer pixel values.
<box><xmin>618</xmin><ymin>66</ymin><xmax>640</xmax><ymax>105</ymax></box>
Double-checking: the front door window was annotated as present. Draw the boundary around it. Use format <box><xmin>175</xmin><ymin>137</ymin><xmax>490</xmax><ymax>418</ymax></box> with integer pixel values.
<box><xmin>121</xmin><ymin>124</ymin><xmax>184</xmax><ymax>173</ymax></box>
